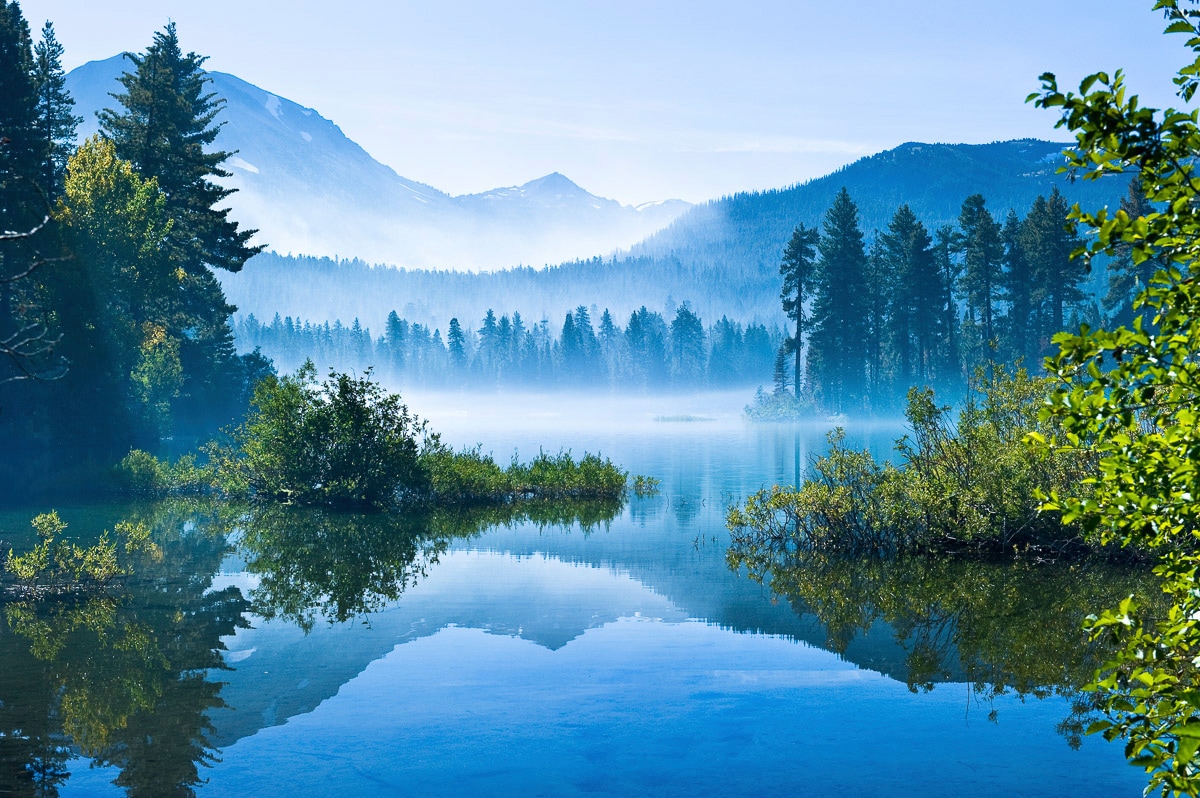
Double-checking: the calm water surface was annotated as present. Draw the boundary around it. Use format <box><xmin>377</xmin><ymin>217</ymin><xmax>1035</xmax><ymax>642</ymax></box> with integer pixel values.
<box><xmin>0</xmin><ymin>392</ymin><xmax>1147</xmax><ymax>796</ymax></box>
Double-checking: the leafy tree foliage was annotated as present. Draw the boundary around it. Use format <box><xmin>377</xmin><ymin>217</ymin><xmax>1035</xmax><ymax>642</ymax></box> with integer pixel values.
<box><xmin>1029</xmin><ymin>2</ymin><xmax>1200</xmax><ymax>792</ymax></box>
<box><xmin>212</xmin><ymin>362</ymin><xmax>426</xmax><ymax>509</ymax></box>
<box><xmin>97</xmin><ymin>22</ymin><xmax>262</xmax><ymax>431</ymax></box>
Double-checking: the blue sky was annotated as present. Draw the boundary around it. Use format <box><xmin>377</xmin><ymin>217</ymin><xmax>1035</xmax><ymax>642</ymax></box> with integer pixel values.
<box><xmin>21</xmin><ymin>0</ymin><xmax>1185</xmax><ymax>205</ymax></box>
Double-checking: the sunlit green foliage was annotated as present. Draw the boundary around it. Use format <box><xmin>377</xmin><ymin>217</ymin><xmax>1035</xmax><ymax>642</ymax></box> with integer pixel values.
<box><xmin>209</xmin><ymin>362</ymin><xmax>630</xmax><ymax>509</ymax></box>
<box><xmin>1027</xmin><ymin>2</ymin><xmax>1200</xmax><ymax>793</ymax></box>
<box><xmin>113</xmin><ymin>449</ymin><xmax>211</xmax><ymax>496</ymax></box>
<box><xmin>730</xmin><ymin>367</ymin><xmax>1093</xmax><ymax>556</ymax></box>
<box><xmin>209</xmin><ymin>362</ymin><xmax>426</xmax><ymax>508</ymax></box>
<box><xmin>4</xmin><ymin>510</ymin><xmax>158</xmax><ymax>595</ymax></box>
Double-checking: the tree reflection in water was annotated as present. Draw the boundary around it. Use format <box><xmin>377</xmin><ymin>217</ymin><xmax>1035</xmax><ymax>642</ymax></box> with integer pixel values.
<box><xmin>0</xmin><ymin>499</ymin><xmax>247</xmax><ymax>797</ymax></box>
<box><xmin>238</xmin><ymin>496</ymin><xmax>624</xmax><ymax>630</ymax></box>
<box><xmin>726</xmin><ymin>538</ymin><xmax>1160</xmax><ymax>746</ymax></box>
<box><xmin>0</xmin><ymin>494</ymin><xmax>623</xmax><ymax>795</ymax></box>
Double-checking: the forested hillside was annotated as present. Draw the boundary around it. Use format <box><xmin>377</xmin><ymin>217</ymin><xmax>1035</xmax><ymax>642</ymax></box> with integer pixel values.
<box><xmin>221</xmin><ymin>139</ymin><xmax>1125</xmax><ymax>333</ymax></box>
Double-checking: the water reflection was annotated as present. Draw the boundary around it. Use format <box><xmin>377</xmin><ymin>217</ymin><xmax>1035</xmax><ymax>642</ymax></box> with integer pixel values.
<box><xmin>727</xmin><ymin>538</ymin><xmax>1158</xmax><ymax>744</ymax></box>
<box><xmin>0</xmin><ymin>495</ymin><xmax>625</xmax><ymax>796</ymax></box>
<box><xmin>235</xmin><ymin>497</ymin><xmax>625</xmax><ymax>631</ymax></box>
<box><xmin>0</xmin><ymin>501</ymin><xmax>247</xmax><ymax>798</ymax></box>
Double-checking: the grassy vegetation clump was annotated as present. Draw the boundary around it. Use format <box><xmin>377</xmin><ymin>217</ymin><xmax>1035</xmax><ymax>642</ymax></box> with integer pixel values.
<box><xmin>420</xmin><ymin>444</ymin><xmax>627</xmax><ymax>505</ymax></box>
<box><xmin>4</xmin><ymin>511</ymin><xmax>160</xmax><ymax>597</ymax></box>
<box><xmin>728</xmin><ymin>368</ymin><xmax>1097</xmax><ymax>557</ymax></box>
<box><xmin>187</xmin><ymin>362</ymin><xmax>634</xmax><ymax>510</ymax></box>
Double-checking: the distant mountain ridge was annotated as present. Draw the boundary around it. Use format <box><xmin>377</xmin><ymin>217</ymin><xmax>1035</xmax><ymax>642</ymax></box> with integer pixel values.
<box><xmin>220</xmin><ymin>139</ymin><xmax>1129</xmax><ymax>335</ymax></box>
<box><xmin>65</xmin><ymin>55</ymin><xmax>692</xmax><ymax>271</ymax></box>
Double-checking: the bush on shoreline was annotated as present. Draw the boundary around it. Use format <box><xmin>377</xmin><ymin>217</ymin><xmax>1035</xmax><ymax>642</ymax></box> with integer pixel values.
<box><xmin>117</xmin><ymin>362</ymin><xmax>634</xmax><ymax>511</ymax></box>
<box><xmin>728</xmin><ymin>367</ymin><xmax>1099</xmax><ymax>558</ymax></box>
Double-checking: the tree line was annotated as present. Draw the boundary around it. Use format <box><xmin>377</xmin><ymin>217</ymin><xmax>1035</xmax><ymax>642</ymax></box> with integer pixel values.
<box><xmin>0</xmin><ymin>4</ymin><xmax>264</xmax><ymax>496</ymax></box>
<box><xmin>234</xmin><ymin>303</ymin><xmax>783</xmax><ymax>390</ymax></box>
<box><xmin>770</xmin><ymin>181</ymin><xmax>1137</xmax><ymax>413</ymax></box>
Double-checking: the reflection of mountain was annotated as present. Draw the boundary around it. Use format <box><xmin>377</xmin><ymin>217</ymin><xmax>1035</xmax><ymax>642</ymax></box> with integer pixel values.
<box><xmin>208</xmin><ymin>514</ymin><xmax>929</xmax><ymax>749</ymax></box>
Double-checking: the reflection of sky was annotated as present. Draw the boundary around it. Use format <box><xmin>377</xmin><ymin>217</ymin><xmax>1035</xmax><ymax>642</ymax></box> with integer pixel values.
<box><xmin>206</xmin><ymin>620</ymin><xmax>1141</xmax><ymax>797</ymax></box>
<box><xmin>65</xmin><ymin>542</ymin><xmax>1143</xmax><ymax>797</ymax></box>
<box><xmin>401</xmin><ymin>389</ymin><xmax>906</xmax><ymax>494</ymax></box>
<box><xmin>54</xmin><ymin>398</ymin><xmax>1145</xmax><ymax>796</ymax></box>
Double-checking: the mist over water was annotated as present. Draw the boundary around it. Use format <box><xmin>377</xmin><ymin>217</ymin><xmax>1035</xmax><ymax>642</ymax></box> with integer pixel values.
<box><xmin>399</xmin><ymin>388</ymin><xmax>908</xmax><ymax>489</ymax></box>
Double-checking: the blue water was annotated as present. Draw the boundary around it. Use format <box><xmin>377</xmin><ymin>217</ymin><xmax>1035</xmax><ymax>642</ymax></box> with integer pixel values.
<box><xmin>33</xmin><ymin>392</ymin><xmax>1145</xmax><ymax>796</ymax></box>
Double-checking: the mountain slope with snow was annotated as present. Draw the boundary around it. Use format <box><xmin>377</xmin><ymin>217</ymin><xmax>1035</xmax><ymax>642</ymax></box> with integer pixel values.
<box><xmin>66</xmin><ymin>56</ymin><xmax>690</xmax><ymax>270</ymax></box>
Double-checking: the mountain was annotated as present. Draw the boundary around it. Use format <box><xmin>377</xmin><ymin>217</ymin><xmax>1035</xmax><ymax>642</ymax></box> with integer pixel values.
<box><xmin>65</xmin><ymin>55</ymin><xmax>691</xmax><ymax>270</ymax></box>
<box><xmin>219</xmin><ymin>139</ymin><xmax>1129</xmax><ymax>335</ymax></box>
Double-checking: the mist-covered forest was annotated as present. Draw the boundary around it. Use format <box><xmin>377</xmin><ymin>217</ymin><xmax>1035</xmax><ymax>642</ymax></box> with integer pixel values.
<box><xmin>229</xmin><ymin>177</ymin><xmax>1135</xmax><ymax>415</ymax></box>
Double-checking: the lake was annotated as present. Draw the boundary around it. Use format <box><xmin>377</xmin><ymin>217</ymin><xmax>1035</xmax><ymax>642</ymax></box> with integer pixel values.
<box><xmin>0</xmin><ymin>391</ymin><xmax>1147</xmax><ymax>796</ymax></box>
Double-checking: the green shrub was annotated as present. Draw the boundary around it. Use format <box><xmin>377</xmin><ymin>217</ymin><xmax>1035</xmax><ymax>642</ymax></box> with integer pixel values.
<box><xmin>114</xmin><ymin>450</ymin><xmax>212</xmax><ymax>496</ymax></box>
<box><xmin>210</xmin><ymin>362</ymin><xmax>427</xmax><ymax>509</ymax></box>
<box><xmin>4</xmin><ymin>511</ymin><xmax>159</xmax><ymax>596</ymax></box>
<box><xmin>729</xmin><ymin>367</ymin><xmax>1097</xmax><ymax>557</ymax></box>
<box><xmin>632</xmin><ymin>475</ymin><xmax>661</xmax><ymax>496</ymax></box>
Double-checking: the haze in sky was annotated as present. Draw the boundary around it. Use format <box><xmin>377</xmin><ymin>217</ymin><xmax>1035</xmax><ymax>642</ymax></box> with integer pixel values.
<box><xmin>21</xmin><ymin>0</ymin><xmax>1183</xmax><ymax>205</ymax></box>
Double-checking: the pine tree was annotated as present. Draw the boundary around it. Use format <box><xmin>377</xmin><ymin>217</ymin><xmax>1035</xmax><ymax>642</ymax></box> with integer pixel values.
<box><xmin>1023</xmin><ymin>188</ymin><xmax>1085</xmax><ymax>348</ymax></box>
<box><xmin>808</xmin><ymin>188</ymin><xmax>868</xmax><ymax>413</ymax></box>
<box><xmin>446</xmin><ymin>318</ymin><xmax>466</xmax><ymax>371</ymax></box>
<box><xmin>32</xmin><ymin>21</ymin><xmax>79</xmax><ymax>200</ymax></box>
<box><xmin>1102</xmin><ymin>178</ymin><xmax>1159</xmax><ymax>328</ymax></box>
<box><xmin>779</xmin><ymin>222</ymin><xmax>819</xmax><ymax>395</ymax></box>
<box><xmin>669</xmin><ymin>304</ymin><xmax>706</xmax><ymax>385</ymax></box>
<box><xmin>863</xmin><ymin>236</ymin><xmax>890</xmax><ymax>402</ymax></box>
<box><xmin>881</xmin><ymin>205</ymin><xmax>940</xmax><ymax>389</ymax></box>
<box><xmin>99</xmin><ymin>23</ymin><xmax>260</xmax><ymax>275</ymax></box>
<box><xmin>1000</xmin><ymin>209</ymin><xmax>1034</xmax><ymax>363</ymax></box>
<box><xmin>0</xmin><ymin>0</ymin><xmax>38</xmax><ymax>217</ymax></box>
<box><xmin>932</xmin><ymin>224</ymin><xmax>961</xmax><ymax>382</ymax></box>
<box><xmin>956</xmin><ymin>193</ymin><xmax>1004</xmax><ymax>348</ymax></box>
<box><xmin>98</xmin><ymin>23</ymin><xmax>263</xmax><ymax>428</ymax></box>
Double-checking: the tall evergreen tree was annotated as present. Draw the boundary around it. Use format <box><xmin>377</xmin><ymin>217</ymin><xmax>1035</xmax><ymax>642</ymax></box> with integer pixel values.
<box><xmin>863</xmin><ymin>236</ymin><xmax>890</xmax><ymax>401</ymax></box>
<box><xmin>668</xmin><ymin>304</ymin><xmax>705</xmax><ymax>385</ymax></box>
<box><xmin>1102</xmin><ymin>178</ymin><xmax>1160</xmax><ymax>328</ymax></box>
<box><xmin>32</xmin><ymin>20</ymin><xmax>78</xmax><ymax>200</ymax></box>
<box><xmin>779</xmin><ymin>222</ymin><xmax>819</xmax><ymax>395</ymax></box>
<box><xmin>99</xmin><ymin>23</ymin><xmax>259</xmax><ymax>275</ymax></box>
<box><xmin>1000</xmin><ymin>208</ymin><xmax>1035</xmax><ymax>363</ymax></box>
<box><xmin>932</xmin><ymin>224</ymin><xmax>961</xmax><ymax>382</ymax></box>
<box><xmin>0</xmin><ymin>0</ymin><xmax>38</xmax><ymax>216</ymax></box>
<box><xmin>1022</xmin><ymin>187</ymin><xmax>1085</xmax><ymax>347</ymax></box>
<box><xmin>880</xmin><ymin>205</ymin><xmax>941</xmax><ymax>389</ymax></box>
<box><xmin>99</xmin><ymin>23</ymin><xmax>263</xmax><ymax>428</ymax></box>
<box><xmin>955</xmin><ymin>193</ymin><xmax>1004</xmax><ymax>347</ymax></box>
<box><xmin>446</xmin><ymin>318</ymin><xmax>466</xmax><ymax>371</ymax></box>
<box><xmin>808</xmin><ymin>188</ymin><xmax>868</xmax><ymax>412</ymax></box>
